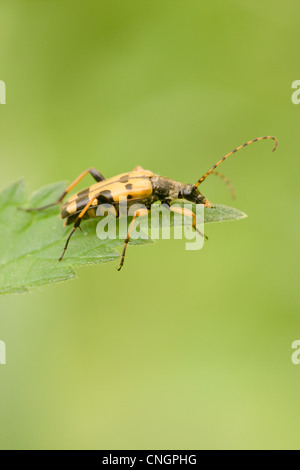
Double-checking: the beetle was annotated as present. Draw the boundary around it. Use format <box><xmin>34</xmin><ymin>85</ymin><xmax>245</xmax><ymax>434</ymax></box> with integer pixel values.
<box><xmin>23</xmin><ymin>136</ymin><xmax>278</xmax><ymax>270</ymax></box>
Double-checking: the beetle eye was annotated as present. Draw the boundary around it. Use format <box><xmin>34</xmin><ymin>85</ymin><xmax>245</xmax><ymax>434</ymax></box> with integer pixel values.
<box><xmin>183</xmin><ymin>185</ymin><xmax>193</xmax><ymax>199</ymax></box>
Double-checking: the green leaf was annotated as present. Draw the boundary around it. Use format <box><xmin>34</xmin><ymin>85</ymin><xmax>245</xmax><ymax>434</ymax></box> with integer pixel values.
<box><xmin>149</xmin><ymin>201</ymin><xmax>247</xmax><ymax>227</ymax></box>
<box><xmin>0</xmin><ymin>180</ymin><xmax>247</xmax><ymax>294</ymax></box>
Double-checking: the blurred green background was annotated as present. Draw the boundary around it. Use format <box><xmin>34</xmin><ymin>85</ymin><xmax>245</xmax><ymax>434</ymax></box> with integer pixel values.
<box><xmin>0</xmin><ymin>0</ymin><xmax>299</xmax><ymax>450</ymax></box>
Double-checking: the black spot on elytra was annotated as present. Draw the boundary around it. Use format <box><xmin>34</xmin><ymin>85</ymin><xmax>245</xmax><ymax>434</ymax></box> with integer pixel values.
<box><xmin>65</xmin><ymin>214</ymin><xmax>77</xmax><ymax>226</ymax></box>
<box><xmin>77</xmin><ymin>188</ymin><xmax>90</xmax><ymax>197</ymax></box>
<box><xmin>76</xmin><ymin>196</ymin><xmax>90</xmax><ymax>212</ymax></box>
<box><xmin>119</xmin><ymin>175</ymin><xmax>130</xmax><ymax>183</ymax></box>
<box><xmin>127</xmin><ymin>194</ymin><xmax>133</xmax><ymax>200</ymax></box>
<box><xmin>99</xmin><ymin>190</ymin><xmax>113</xmax><ymax>202</ymax></box>
<box><xmin>61</xmin><ymin>207</ymin><xmax>70</xmax><ymax>219</ymax></box>
<box><xmin>125</xmin><ymin>183</ymin><xmax>133</xmax><ymax>190</ymax></box>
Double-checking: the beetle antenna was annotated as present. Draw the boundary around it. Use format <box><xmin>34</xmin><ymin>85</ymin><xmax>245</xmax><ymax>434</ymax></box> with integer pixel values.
<box><xmin>194</xmin><ymin>136</ymin><xmax>278</xmax><ymax>188</ymax></box>
<box><xmin>211</xmin><ymin>171</ymin><xmax>236</xmax><ymax>199</ymax></box>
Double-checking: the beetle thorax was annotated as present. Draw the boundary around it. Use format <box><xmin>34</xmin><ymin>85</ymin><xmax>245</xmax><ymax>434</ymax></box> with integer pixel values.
<box><xmin>150</xmin><ymin>175</ymin><xmax>183</xmax><ymax>203</ymax></box>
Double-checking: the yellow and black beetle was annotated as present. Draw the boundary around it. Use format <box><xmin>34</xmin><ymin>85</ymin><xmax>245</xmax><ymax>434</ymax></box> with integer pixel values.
<box><xmin>24</xmin><ymin>136</ymin><xmax>278</xmax><ymax>270</ymax></box>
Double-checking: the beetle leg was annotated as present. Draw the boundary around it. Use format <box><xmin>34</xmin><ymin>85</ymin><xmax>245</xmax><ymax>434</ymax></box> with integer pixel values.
<box><xmin>118</xmin><ymin>208</ymin><xmax>149</xmax><ymax>271</ymax></box>
<box><xmin>58</xmin><ymin>191</ymin><xmax>107</xmax><ymax>262</ymax></box>
<box><xmin>23</xmin><ymin>168</ymin><xmax>106</xmax><ymax>212</ymax></box>
<box><xmin>168</xmin><ymin>205</ymin><xmax>208</xmax><ymax>240</ymax></box>
<box><xmin>58</xmin><ymin>225</ymin><xmax>80</xmax><ymax>262</ymax></box>
<box><xmin>203</xmin><ymin>199</ymin><xmax>215</xmax><ymax>209</ymax></box>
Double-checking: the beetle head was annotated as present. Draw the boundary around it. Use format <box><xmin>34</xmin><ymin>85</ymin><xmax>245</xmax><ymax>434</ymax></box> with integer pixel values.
<box><xmin>179</xmin><ymin>184</ymin><xmax>206</xmax><ymax>204</ymax></box>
